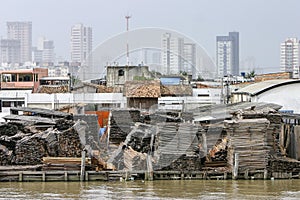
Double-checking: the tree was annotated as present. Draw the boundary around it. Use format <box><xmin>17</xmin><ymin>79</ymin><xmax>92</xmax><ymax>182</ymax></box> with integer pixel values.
<box><xmin>196</xmin><ymin>75</ymin><xmax>204</xmax><ymax>81</ymax></box>
<box><xmin>246</xmin><ymin>70</ymin><xmax>256</xmax><ymax>79</ymax></box>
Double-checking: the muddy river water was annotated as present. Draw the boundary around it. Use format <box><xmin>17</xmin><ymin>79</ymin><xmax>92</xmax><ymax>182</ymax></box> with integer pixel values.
<box><xmin>0</xmin><ymin>179</ymin><xmax>299</xmax><ymax>199</ymax></box>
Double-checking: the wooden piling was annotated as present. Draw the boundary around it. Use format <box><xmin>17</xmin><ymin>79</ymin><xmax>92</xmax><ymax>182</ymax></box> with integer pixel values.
<box><xmin>80</xmin><ymin>150</ymin><xmax>86</xmax><ymax>181</ymax></box>
<box><xmin>233</xmin><ymin>153</ymin><xmax>239</xmax><ymax>180</ymax></box>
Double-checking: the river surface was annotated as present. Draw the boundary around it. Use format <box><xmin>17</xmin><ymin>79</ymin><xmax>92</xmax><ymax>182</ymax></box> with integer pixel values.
<box><xmin>0</xmin><ymin>179</ymin><xmax>299</xmax><ymax>199</ymax></box>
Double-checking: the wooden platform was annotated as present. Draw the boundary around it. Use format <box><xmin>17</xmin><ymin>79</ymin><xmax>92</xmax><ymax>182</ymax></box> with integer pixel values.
<box><xmin>0</xmin><ymin>170</ymin><xmax>299</xmax><ymax>182</ymax></box>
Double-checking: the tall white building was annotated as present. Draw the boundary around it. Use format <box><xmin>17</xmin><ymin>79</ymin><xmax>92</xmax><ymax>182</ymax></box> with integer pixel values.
<box><xmin>7</xmin><ymin>21</ymin><xmax>32</xmax><ymax>63</ymax></box>
<box><xmin>216</xmin><ymin>32</ymin><xmax>239</xmax><ymax>77</ymax></box>
<box><xmin>161</xmin><ymin>33</ymin><xmax>184</xmax><ymax>75</ymax></box>
<box><xmin>70</xmin><ymin>24</ymin><xmax>93</xmax><ymax>65</ymax></box>
<box><xmin>280</xmin><ymin>38</ymin><xmax>300</xmax><ymax>78</ymax></box>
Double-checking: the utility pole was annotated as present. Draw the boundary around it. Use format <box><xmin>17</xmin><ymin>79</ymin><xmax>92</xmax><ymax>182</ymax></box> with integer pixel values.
<box><xmin>125</xmin><ymin>15</ymin><xmax>131</xmax><ymax>66</ymax></box>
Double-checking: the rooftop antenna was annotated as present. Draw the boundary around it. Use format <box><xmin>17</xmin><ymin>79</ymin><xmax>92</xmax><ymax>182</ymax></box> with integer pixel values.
<box><xmin>125</xmin><ymin>15</ymin><xmax>131</xmax><ymax>66</ymax></box>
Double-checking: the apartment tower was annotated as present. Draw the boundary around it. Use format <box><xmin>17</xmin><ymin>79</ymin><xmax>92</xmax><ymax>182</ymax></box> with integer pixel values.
<box><xmin>70</xmin><ymin>23</ymin><xmax>93</xmax><ymax>65</ymax></box>
<box><xmin>216</xmin><ymin>32</ymin><xmax>239</xmax><ymax>77</ymax></box>
<box><xmin>280</xmin><ymin>38</ymin><xmax>300</xmax><ymax>78</ymax></box>
<box><xmin>7</xmin><ymin>21</ymin><xmax>32</xmax><ymax>63</ymax></box>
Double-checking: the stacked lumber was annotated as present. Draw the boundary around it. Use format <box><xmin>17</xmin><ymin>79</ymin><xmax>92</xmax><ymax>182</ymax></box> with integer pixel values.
<box><xmin>154</xmin><ymin>122</ymin><xmax>200</xmax><ymax>170</ymax></box>
<box><xmin>158</xmin><ymin>154</ymin><xmax>201</xmax><ymax>171</ymax></box>
<box><xmin>269</xmin><ymin>156</ymin><xmax>300</xmax><ymax>173</ymax></box>
<box><xmin>224</xmin><ymin>118</ymin><xmax>270</xmax><ymax>171</ymax></box>
<box><xmin>107</xmin><ymin>123</ymin><xmax>156</xmax><ymax>170</ymax></box>
<box><xmin>234</xmin><ymin>109</ymin><xmax>282</xmax><ymax>156</ymax></box>
<box><xmin>196</xmin><ymin>124</ymin><xmax>225</xmax><ymax>158</ymax></box>
<box><xmin>109</xmin><ymin>109</ymin><xmax>141</xmax><ymax>144</ymax></box>
<box><xmin>123</xmin><ymin>146</ymin><xmax>147</xmax><ymax>171</ymax></box>
<box><xmin>177</xmin><ymin>123</ymin><xmax>198</xmax><ymax>155</ymax></box>
<box><xmin>42</xmin><ymin>157</ymin><xmax>91</xmax><ymax>171</ymax></box>
<box><xmin>126</xmin><ymin>123</ymin><xmax>155</xmax><ymax>153</ymax></box>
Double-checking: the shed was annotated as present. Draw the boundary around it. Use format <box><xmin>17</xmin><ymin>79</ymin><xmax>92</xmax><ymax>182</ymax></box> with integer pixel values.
<box><xmin>125</xmin><ymin>80</ymin><xmax>161</xmax><ymax>109</ymax></box>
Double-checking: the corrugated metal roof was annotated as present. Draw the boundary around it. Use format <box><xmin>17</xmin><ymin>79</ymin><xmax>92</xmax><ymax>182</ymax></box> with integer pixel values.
<box><xmin>192</xmin><ymin>102</ymin><xmax>282</xmax><ymax>121</ymax></box>
<box><xmin>10</xmin><ymin>107</ymin><xmax>71</xmax><ymax>118</ymax></box>
<box><xmin>233</xmin><ymin>79</ymin><xmax>300</xmax><ymax>95</ymax></box>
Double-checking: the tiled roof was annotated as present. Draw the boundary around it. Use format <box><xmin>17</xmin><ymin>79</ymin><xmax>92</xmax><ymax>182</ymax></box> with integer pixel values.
<box><xmin>125</xmin><ymin>80</ymin><xmax>161</xmax><ymax>98</ymax></box>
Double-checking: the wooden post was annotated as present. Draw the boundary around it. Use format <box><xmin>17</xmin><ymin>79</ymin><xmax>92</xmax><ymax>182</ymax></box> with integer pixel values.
<box><xmin>64</xmin><ymin>172</ymin><xmax>68</xmax><ymax>181</ymax></box>
<box><xmin>18</xmin><ymin>173</ymin><xmax>23</xmax><ymax>182</ymax></box>
<box><xmin>233</xmin><ymin>153</ymin><xmax>239</xmax><ymax>180</ymax></box>
<box><xmin>146</xmin><ymin>154</ymin><xmax>153</xmax><ymax>181</ymax></box>
<box><xmin>42</xmin><ymin>172</ymin><xmax>46</xmax><ymax>182</ymax></box>
<box><xmin>244</xmin><ymin>169</ymin><xmax>249</xmax><ymax>180</ymax></box>
<box><xmin>224</xmin><ymin>172</ymin><xmax>227</xmax><ymax>180</ymax></box>
<box><xmin>80</xmin><ymin>149</ymin><xmax>86</xmax><ymax>181</ymax></box>
<box><xmin>264</xmin><ymin>169</ymin><xmax>268</xmax><ymax>180</ymax></box>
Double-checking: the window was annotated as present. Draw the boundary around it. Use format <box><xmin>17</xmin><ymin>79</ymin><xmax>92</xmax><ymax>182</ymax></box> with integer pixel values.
<box><xmin>118</xmin><ymin>69</ymin><xmax>124</xmax><ymax>76</ymax></box>
<box><xmin>198</xmin><ymin>94</ymin><xmax>210</xmax><ymax>97</ymax></box>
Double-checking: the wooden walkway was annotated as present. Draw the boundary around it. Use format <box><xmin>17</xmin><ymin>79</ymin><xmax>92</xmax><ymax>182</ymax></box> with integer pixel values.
<box><xmin>0</xmin><ymin>170</ymin><xmax>299</xmax><ymax>182</ymax></box>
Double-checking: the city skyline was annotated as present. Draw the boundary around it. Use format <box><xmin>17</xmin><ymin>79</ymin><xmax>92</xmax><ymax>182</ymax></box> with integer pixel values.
<box><xmin>0</xmin><ymin>0</ymin><xmax>300</xmax><ymax>74</ymax></box>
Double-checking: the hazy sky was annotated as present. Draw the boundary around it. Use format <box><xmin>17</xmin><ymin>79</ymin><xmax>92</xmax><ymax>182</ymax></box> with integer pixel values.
<box><xmin>1</xmin><ymin>0</ymin><xmax>300</xmax><ymax>73</ymax></box>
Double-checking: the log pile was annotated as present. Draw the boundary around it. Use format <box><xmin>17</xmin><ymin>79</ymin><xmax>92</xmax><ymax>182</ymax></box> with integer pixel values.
<box><xmin>268</xmin><ymin>156</ymin><xmax>300</xmax><ymax>173</ymax></box>
<box><xmin>109</xmin><ymin>109</ymin><xmax>141</xmax><ymax>144</ymax></box>
<box><xmin>224</xmin><ymin>118</ymin><xmax>270</xmax><ymax>171</ymax></box>
<box><xmin>158</xmin><ymin>154</ymin><xmax>201</xmax><ymax>171</ymax></box>
<box><xmin>0</xmin><ymin>120</ymin><xmax>86</xmax><ymax>166</ymax></box>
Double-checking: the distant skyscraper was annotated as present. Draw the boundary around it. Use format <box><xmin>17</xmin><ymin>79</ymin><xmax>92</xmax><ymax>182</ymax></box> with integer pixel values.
<box><xmin>161</xmin><ymin>33</ymin><xmax>184</xmax><ymax>75</ymax></box>
<box><xmin>0</xmin><ymin>39</ymin><xmax>21</xmax><ymax>64</ymax></box>
<box><xmin>280</xmin><ymin>38</ymin><xmax>300</xmax><ymax>78</ymax></box>
<box><xmin>216</xmin><ymin>32</ymin><xmax>239</xmax><ymax>77</ymax></box>
<box><xmin>32</xmin><ymin>37</ymin><xmax>55</xmax><ymax>65</ymax></box>
<box><xmin>42</xmin><ymin>40</ymin><xmax>55</xmax><ymax>63</ymax></box>
<box><xmin>183</xmin><ymin>43</ymin><xmax>196</xmax><ymax>75</ymax></box>
<box><xmin>7</xmin><ymin>21</ymin><xmax>32</xmax><ymax>63</ymax></box>
<box><xmin>70</xmin><ymin>24</ymin><xmax>93</xmax><ymax>65</ymax></box>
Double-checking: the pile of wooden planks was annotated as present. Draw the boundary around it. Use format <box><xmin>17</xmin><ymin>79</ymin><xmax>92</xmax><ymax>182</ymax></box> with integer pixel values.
<box><xmin>42</xmin><ymin>157</ymin><xmax>91</xmax><ymax>171</ymax></box>
<box><xmin>107</xmin><ymin>123</ymin><xmax>155</xmax><ymax>171</ymax></box>
<box><xmin>109</xmin><ymin>109</ymin><xmax>141</xmax><ymax>144</ymax></box>
<box><xmin>153</xmin><ymin>122</ymin><xmax>199</xmax><ymax>170</ymax></box>
<box><xmin>224</xmin><ymin>118</ymin><xmax>270</xmax><ymax>172</ymax></box>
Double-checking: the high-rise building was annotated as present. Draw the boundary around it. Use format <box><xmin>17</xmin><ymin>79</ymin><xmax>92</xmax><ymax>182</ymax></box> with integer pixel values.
<box><xmin>42</xmin><ymin>40</ymin><xmax>55</xmax><ymax>64</ymax></box>
<box><xmin>70</xmin><ymin>24</ymin><xmax>93</xmax><ymax>65</ymax></box>
<box><xmin>216</xmin><ymin>32</ymin><xmax>239</xmax><ymax>77</ymax></box>
<box><xmin>32</xmin><ymin>37</ymin><xmax>55</xmax><ymax>65</ymax></box>
<box><xmin>183</xmin><ymin>43</ymin><xmax>196</xmax><ymax>75</ymax></box>
<box><xmin>280</xmin><ymin>38</ymin><xmax>300</xmax><ymax>78</ymax></box>
<box><xmin>161</xmin><ymin>33</ymin><xmax>184</xmax><ymax>75</ymax></box>
<box><xmin>7</xmin><ymin>21</ymin><xmax>32</xmax><ymax>63</ymax></box>
<box><xmin>0</xmin><ymin>39</ymin><xmax>21</xmax><ymax>64</ymax></box>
